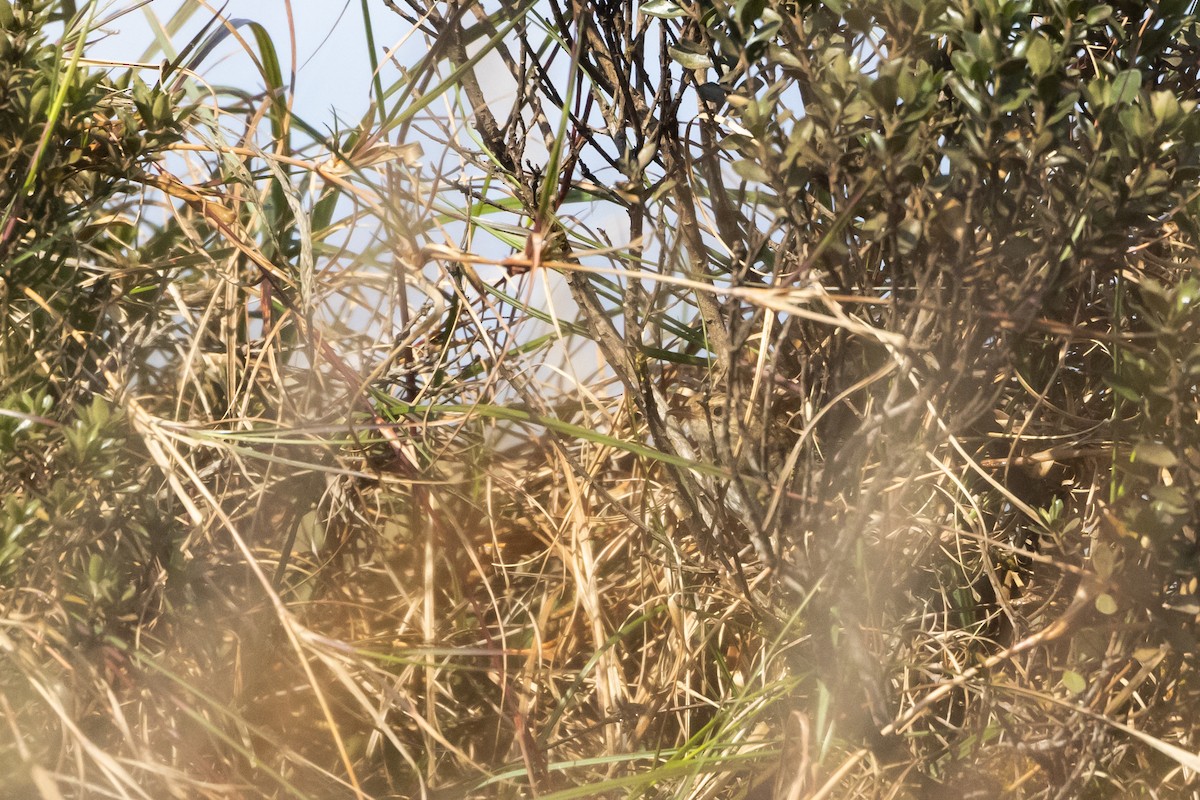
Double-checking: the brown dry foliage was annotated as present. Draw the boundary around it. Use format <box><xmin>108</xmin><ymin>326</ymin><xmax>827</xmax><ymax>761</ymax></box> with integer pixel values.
<box><xmin>3</xmin><ymin>1</ymin><xmax>1200</xmax><ymax>798</ymax></box>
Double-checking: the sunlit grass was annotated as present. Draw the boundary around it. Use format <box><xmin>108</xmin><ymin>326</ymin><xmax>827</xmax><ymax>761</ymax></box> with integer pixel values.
<box><xmin>4</xmin><ymin>1</ymin><xmax>1200</xmax><ymax>798</ymax></box>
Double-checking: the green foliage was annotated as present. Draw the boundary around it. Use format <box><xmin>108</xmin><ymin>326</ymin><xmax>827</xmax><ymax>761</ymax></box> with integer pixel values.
<box><xmin>0</xmin><ymin>3</ymin><xmax>194</xmax><ymax>792</ymax></box>
<box><xmin>680</xmin><ymin>0</ymin><xmax>1200</xmax><ymax>793</ymax></box>
<box><xmin>0</xmin><ymin>0</ymin><xmax>188</xmax><ymax>405</ymax></box>
<box><xmin>0</xmin><ymin>0</ymin><xmax>186</xmax><ymax>570</ymax></box>
<box><xmin>1109</xmin><ymin>274</ymin><xmax>1200</xmax><ymax>596</ymax></box>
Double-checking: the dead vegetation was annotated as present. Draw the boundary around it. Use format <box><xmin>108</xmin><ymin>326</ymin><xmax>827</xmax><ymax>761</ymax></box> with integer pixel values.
<box><xmin>3</xmin><ymin>0</ymin><xmax>1200</xmax><ymax>797</ymax></box>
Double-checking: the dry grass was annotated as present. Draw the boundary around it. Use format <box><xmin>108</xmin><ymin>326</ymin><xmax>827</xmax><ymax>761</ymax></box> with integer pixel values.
<box><xmin>3</xmin><ymin>1</ymin><xmax>1200</xmax><ymax>798</ymax></box>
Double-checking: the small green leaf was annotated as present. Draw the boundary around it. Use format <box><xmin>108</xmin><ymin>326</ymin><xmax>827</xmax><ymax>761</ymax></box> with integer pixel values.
<box><xmin>1061</xmin><ymin>669</ymin><xmax>1086</xmax><ymax>694</ymax></box>
<box><xmin>870</xmin><ymin>74</ymin><xmax>898</xmax><ymax>107</ymax></box>
<box><xmin>732</xmin><ymin>159</ymin><xmax>770</xmax><ymax>182</ymax></box>
<box><xmin>1104</xmin><ymin>374</ymin><xmax>1140</xmax><ymax>403</ymax></box>
<box><xmin>88</xmin><ymin>553</ymin><xmax>104</xmax><ymax>584</ymax></box>
<box><xmin>1092</xmin><ymin>542</ymin><xmax>1116</xmax><ymax>580</ymax></box>
<box><xmin>767</xmin><ymin>42</ymin><xmax>804</xmax><ymax>69</ymax></box>
<box><xmin>668</xmin><ymin>44</ymin><xmax>713</xmax><ymax>70</ymax></box>
<box><xmin>1151</xmin><ymin>90</ymin><xmax>1182</xmax><ymax>126</ymax></box>
<box><xmin>640</xmin><ymin>0</ymin><xmax>686</xmax><ymax>18</ymax></box>
<box><xmin>1133</xmin><ymin>442</ymin><xmax>1178</xmax><ymax>468</ymax></box>
<box><xmin>1175</xmin><ymin>278</ymin><xmax>1200</xmax><ymax>310</ymax></box>
<box><xmin>1085</xmin><ymin>77</ymin><xmax>1110</xmax><ymax>110</ymax></box>
<box><xmin>1085</xmin><ymin>4</ymin><xmax>1112</xmax><ymax>25</ymax></box>
<box><xmin>746</xmin><ymin>9</ymin><xmax>782</xmax><ymax>47</ymax></box>
<box><xmin>1095</xmin><ymin>594</ymin><xmax>1118</xmax><ymax>615</ymax></box>
<box><xmin>151</xmin><ymin>91</ymin><xmax>171</xmax><ymax>127</ymax></box>
<box><xmin>950</xmin><ymin>50</ymin><xmax>976</xmax><ymax>78</ymax></box>
<box><xmin>1111</xmin><ymin>70</ymin><xmax>1142</xmax><ymax>105</ymax></box>
<box><xmin>29</xmin><ymin>85</ymin><xmax>49</xmax><ymax>120</ymax></box>
<box><xmin>1149</xmin><ymin>485</ymin><xmax>1187</xmax><ymax>515</ymax></box>
<box><xmin>948</xmin><ymin>77</ymin><xmax>984</xmax><ymax>117</ymax></box>
<box><xmin>736</xmin><ymin>0</ymin><xmax>767</xmax><ymax>27</ymax></box>
<box><xmin>1026</xmin><ymin>35</ymin><xmax>1052</xmax><ymax>77</ymax></box>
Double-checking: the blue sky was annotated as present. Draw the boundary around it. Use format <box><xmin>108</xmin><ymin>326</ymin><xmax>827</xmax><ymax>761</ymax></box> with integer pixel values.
<box><xmin>88</xmin><ymin>0</ymin><xmax>417</xmax><ymax>127</ymax></box>
<box><xmin>84</xmin><ymin>1</ymin><xmax>604</xmax><ymax>396</ymax></box>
